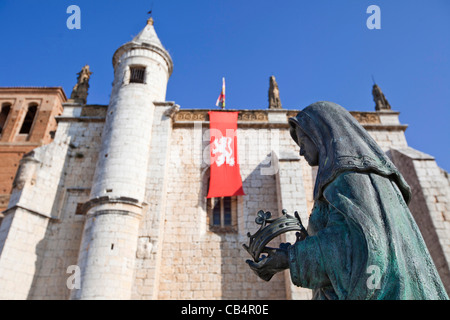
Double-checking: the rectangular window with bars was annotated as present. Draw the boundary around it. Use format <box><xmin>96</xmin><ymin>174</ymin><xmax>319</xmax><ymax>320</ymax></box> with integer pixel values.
<box><xmin>207</xmin><ymin>196</ymin><xmax>237</xmax><ymax>233</ymax></box>
<box><xmin>129</xmin><ymin>66</ymin><xmax>146</xmax><ymax>84</ymax></box>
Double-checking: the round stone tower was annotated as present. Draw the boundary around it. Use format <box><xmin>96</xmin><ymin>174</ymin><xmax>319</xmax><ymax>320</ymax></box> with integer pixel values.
<box><xmin>72</xmin><ymin>18</ymin><xmax>173</xmax><ymax>299</ymax></box>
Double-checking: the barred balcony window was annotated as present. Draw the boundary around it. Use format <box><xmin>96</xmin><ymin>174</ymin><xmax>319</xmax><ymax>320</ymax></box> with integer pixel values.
<box><xmin>129</xmin><ymin>67</ymin><xmax>146</xmax><ymax>84</ymax></box>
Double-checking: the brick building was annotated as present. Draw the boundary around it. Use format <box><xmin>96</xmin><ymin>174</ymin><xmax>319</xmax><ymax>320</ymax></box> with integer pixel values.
<box><xmin>0</xmin><ymin>87</ymin><xmax>66</xmax><ymax>215</ymax></box>
<box><xmin>0</xmin><ymin>18</ymin><xmax>448</xmax><ymax>300</ymax></box>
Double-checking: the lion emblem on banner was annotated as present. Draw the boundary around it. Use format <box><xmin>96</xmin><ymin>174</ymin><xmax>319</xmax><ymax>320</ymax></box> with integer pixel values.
<box><xmin>212</xmin><ymin>137</ymin><xmax>235</xmax><ymax>167</ymax></box>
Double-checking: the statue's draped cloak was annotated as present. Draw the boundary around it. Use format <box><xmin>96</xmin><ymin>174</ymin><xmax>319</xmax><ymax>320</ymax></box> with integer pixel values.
<box><xmin>288</xmin><ymin>102</ymin><xmax>448</xmax><ymax>300</ymax></box>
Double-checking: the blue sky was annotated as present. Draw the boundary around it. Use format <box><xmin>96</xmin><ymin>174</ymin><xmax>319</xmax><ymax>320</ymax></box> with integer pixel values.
<box><xmin>0</xmin><ymin>0</ymin><xmax>449</xmax><ymax>170</ymax></box>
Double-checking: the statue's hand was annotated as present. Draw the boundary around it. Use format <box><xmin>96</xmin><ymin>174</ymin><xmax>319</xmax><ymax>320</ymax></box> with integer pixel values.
<box><xmin>246</xmin><ymin>243</ymin><xmax>291</xmax><ymax>281</ymax></box>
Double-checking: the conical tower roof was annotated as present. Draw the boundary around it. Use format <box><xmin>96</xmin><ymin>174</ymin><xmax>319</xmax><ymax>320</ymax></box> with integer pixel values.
<box><xmin>112</xmin><ymin>18</ymin><xmax>173</xmax><ymax>75</ymax></box>
<box><xmin>132</xmin><ymin>18</ymin><xmax>163</xmax><ymax>47</ymax></box>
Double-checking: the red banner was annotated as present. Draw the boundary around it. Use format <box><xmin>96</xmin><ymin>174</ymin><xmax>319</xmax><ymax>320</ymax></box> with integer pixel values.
<box><xmin>207</xmin><ymin>111</ymin><xmax>245</xmax><ymax>198</ymax></box>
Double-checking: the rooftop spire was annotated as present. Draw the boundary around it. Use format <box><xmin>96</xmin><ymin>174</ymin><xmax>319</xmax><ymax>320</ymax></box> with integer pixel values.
<box><xmin>112</xmin><ymin>15</ymin><xmax>173</xmax><ymax>76</ymax></box>
<box><xmin>372</xmin><ymin>83</ymin><xmax>391</xmax><ymax>111</ymax></box>
<box><xmin>268</xmin><ymin>75</ymin><xmax>282</xmax><ymax>109</ymax></box>
<box><xmin>131</xmin><ymin>17</ymin><xmax>163</xmax><ymax>48</ymax></box>
<box><xmin>69</xmin><ymin>65</ymin><xmax>92</xmax><ymax>105</ymax></box>
<box><xmin>147</xmin><ymin>1</ymin><xmax>154</xmax><ymax>24</ymax></box>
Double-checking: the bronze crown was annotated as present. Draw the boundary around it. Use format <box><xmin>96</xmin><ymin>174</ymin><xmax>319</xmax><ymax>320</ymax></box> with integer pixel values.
<box><xmin>243</xmin><ymin>209</ymin><xmax>308</xmax><ymax>262</ymax></box>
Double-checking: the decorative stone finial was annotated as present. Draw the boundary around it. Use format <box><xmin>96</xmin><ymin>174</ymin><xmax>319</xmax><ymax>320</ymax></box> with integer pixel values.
<box><xmin>372</xmin><ymin>84</ymin><xmax>391</xmax><ymax>111</ymax></box>
<box><xmin>70</xmin><ymin>65</ymin><xmax>92</xmax><ymax>105</ymax></box>
<box><xmin>268</xmin><ymin>75</ymin><xmax>282</xmax><ymax>109</ymax></box>
<box><xmin>147</xmin><ymin>17</ymin><xmax>154</xmax><ymax>25</ymax></box>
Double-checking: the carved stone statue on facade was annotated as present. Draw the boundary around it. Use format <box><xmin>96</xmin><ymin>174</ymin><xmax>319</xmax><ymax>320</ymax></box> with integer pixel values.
<box><xmin>70</xmin><ymin>65</ymin><xmax>92</xmax><ymax>104</ymax></box>
<box><xmin>244</xmin><ymin>101</ymin><xmax>448</xmax><ymax>300</ymax></box>
<box><xmin>372</xmin><ymin>84</ymin><xmax>391</xmax><ymax>111</ymax></box>
<box><xmin>268</xmin><ymin>76</ymin><xmax>282</xmax><ymax>109</ymax></box>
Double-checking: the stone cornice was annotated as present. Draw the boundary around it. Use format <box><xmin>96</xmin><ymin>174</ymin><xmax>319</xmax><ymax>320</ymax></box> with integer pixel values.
<box><xmin>172</xmin><ymin>109</ymin><xmax>405</xmax><ymax>130</ymax></box>
<box><xmin>113</xmin><ymin>42</ymin><xmax>173</xmax><ymax>76</ymax></box>
<box><xmin>174</xmin><ymin>109</ymin><xmax>268</xmax><ymax>122</ymax></box>
<box><xmin>53</xmin><ymin>105</ymin><xmax>408</xmax><ymax>131</ymax></box>
<box><xmin>154</xmin><ymin>101</ymin><xmax>176</xmax><ymax>107</ymax></box>
<box><xmin>0</xmin><ymin>87</ymin><xmax>67</xmax><ymax>102</ymax></box>
<box><xmin>55</xmin><ymin>116</ymin><xmax>106</xmax><ymax>123</ymax></box>
<box><xmin>81</xmin><ymin>196</ymin><xmax>144</xmax><ymax>219</ymax></box>
<box><xmin>361</xmin><ymin>124</ymin><xmax>408</xmax><ymax>131</ymax></box>
<box><xmin>80</xmin><ymin>105</ymin><xmax>108</xmax><ymax>117</ymax></box>
<box><xmin>2</xmin><ymin>204</ymin><xmax>53</xmax><ymax>220</ymax></box>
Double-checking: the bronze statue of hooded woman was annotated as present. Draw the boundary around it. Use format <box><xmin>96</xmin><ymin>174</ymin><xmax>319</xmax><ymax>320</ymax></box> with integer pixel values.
<box><xmin>246</xmin><ymin>101</ymin><xmax>448</xmax><ymax>300</ymax></box>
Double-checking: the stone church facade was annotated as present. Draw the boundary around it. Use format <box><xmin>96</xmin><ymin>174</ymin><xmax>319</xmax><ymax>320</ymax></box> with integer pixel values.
<box><xmin>0</xmin><ymin>18</ymin><xmax>449</xmax><ymax>300</ymax></box>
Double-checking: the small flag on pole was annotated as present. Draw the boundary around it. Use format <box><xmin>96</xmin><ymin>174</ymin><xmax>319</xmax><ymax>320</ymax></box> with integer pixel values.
<box><xmin>216</xmin><ymin>77</ymin><xmax>226</xmax><ymax>109</ymax></box>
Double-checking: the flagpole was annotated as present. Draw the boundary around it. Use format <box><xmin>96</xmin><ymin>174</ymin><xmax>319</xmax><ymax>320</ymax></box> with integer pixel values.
<box><xmin>216</xmin><ymin>77</ymin><xmax>226</xmax><ymax>110</ymax></box>
<box><xmin>222</xmin><ymin>77</ymin><xmax>225</xmax><ymax>110</ymax></box>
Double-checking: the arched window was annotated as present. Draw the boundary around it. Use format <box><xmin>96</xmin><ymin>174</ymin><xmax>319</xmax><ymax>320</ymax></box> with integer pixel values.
<box><xmin>0</xmin><ymin>103</ymin><xmax>12</xmax><ymax>136</ymax></box>
<box><xmin>19</xmin><ymin>103</ymin><xmax>38</xmax><ymax>135</ymax></box>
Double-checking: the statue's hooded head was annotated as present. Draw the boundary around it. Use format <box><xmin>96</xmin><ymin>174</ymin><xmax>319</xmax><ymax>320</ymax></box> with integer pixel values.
<box><xmin>289</xmin><ymin>101</ymin><xmax>411</xmax><ymax>204</ymax></box>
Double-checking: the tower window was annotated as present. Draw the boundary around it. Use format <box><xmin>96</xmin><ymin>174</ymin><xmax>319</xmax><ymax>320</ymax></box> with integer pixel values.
<box><xmin>0</xmin><ymin>103</ymin><xmax>12</xmax><ymax>136</ymax></box>
<box><xmin>19</xmin><ymin>103</ymin><xmax>38</xmax><ymax>135</ymax></box>
<box><xmin>75</xmin><ymin>203</ymin><xmax>85</xmax><ymax>215</ymax></box>
<box><xmin>129</xmin><ymin>67</ymin><xmax>146</xmax><ymax>84</ymax></box>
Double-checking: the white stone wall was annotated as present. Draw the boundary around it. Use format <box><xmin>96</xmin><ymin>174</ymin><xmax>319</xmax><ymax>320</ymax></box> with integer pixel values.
<box><xmin>132</xmin><ymin>103</ymin><xmax>176</xmax><ymax>299</ymax></box>
<box><xmin>389</xmin><ymin>147</ymin><xmax>450</xmax><ymax>294</ymax></box>
<box><xmin>6</xmin><ymin>137</ymin><xmax>70</xmax><ymax>219</ymax></box>
<box><xmin>366</xmin><ymin>128</ymin><xmax>408</xmax><ymax>151</ymax></box>
<box><xmin>0</xmin><ymin>208</ymin><xmax>50</xmax><ymax>299</ymax></box>
<box><xmin>151</xmin><ymin>122</ymin><xmax>308</xmax><ymax>300</ymax></box>
<box><xmin>90</xmin><ymin>92</ymin><xmax>155</xmax><ymax>202</ymax></box>
<box><xmin>28</xmin><ymin>118</ymin><xmax>104</xmax><ymax>299</ymax></box>
<box><xmin>0</xmin><ymin>122</ymin><xmax>72</xmax><ymax>299</ymax></box>
<box><xmin>274</xmin><ymin>151</ymin><xmax>313</xmax><ymax>300</ymax></box>
<box><xmin>71</xmin><ymin>209</ymin><xmax>141</xmax><ymax>300</ymax></box>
